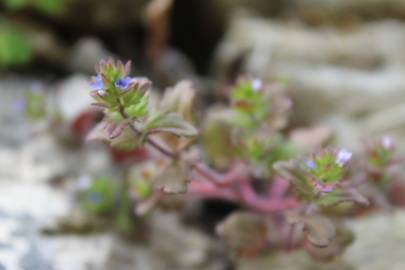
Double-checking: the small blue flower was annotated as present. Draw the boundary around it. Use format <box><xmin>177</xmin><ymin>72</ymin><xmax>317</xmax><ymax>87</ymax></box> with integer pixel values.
<box><xmin>115</xmin><ymin>77</ymin><xmax>132</xmax><ymax>91</ymax></box>
<box><xmin>90</xmin><ymin>74</ymin><xmax>104</xmax><ymax>90</ymax></box>
<box><xmin>306</xmin><ymin>160</ymin><xmax>316</xmax><ymax>170</ymax></box>
<box><xmin>335</xmin><ymin>149</ymin><xmax>352</xmax><ymax>167</ymax></box>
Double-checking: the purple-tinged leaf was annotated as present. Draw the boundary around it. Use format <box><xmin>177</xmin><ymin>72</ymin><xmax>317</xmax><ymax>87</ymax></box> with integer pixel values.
<box><xmin>108</xmin><ymin>122</ymin><xmax>126</xmax><ymax>140</ymax></box>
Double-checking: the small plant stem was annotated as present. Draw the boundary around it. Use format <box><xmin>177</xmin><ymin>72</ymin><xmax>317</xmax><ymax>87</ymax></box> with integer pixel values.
<box><xmin>192</xmin><ymin>162</ymin><xmax>244</xmax><ymax>186</ymax></box>
<box><xmin>117</xmin><ymin>103</ymin><xmax>298</xmax><ymax>213</ymax></box>
<box><xmin>118</xmin><ymin>103</ymin><xmax>179</xmax><ymax>160</ymax></box>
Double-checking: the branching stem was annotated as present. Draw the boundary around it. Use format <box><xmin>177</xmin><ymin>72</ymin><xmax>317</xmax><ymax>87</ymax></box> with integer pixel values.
<box><xmin>117</xmin><ymin>102</ymin><xmax>298</xmax><ymax>213</ymax></box>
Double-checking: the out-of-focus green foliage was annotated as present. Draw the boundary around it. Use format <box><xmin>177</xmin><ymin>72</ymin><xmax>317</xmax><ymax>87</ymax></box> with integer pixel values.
<box><xmin>245</xmin><ymin>134</ymin><xmax>297</xmax><ymax>177</ymax></box>
<box><xmin>230</xmin><ymin>79</ymin><xmax>268</xmax><ymax>130</ymax></box>
<box><xmin>1</xmin><ymin>0</ymin><xmax>64</xmax><ymax>14</ymax></box>
<box><xmin>310</xmin><ymin>151</ymin><xmax>345</xmax><ymax>184</ymax></box>
<box><xmin>0</xmin><ymin>22</ymin><xmax>32</xmax><ymax>67</ymax></box>
<box><xmin>1</xmin><ymin>0</ymin><xmax>28</xmax><ymax>10</ymax></box>
<box><xmin>0</xmin><ymin>0</ymin><xmax>65</xmax><ymax>67</ymax></box>
<box><xmin>25</xmin><ymin>89</ymin><xmax>46</xmax><ymax>120</ymax></box>
<box><xmin>35</xmin><ymin>0</ymin><xmax>64</xmax><ymax>14</ymax></box>
<box><xmin>80</xmin><ymin>177</ymin><xmax>117</xmax><ymax>215</ymax></box>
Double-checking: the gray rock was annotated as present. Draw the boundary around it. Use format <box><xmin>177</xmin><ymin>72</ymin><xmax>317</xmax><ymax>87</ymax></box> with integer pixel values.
<box><xmin>214</xmin><ymin>15</ymin><xmax>405</xmax><ymax>148</ymax></box>
<box><xmin>68</xmin><ymin>38</ymin><xmax>114</xmax><ymax>74</ymax></box>
<box><xmin>215</xmin><ymin>16</ymin><xmax>405</xmax><ymax>73</ymax></box>
<box><xmin>0</xmin><ymin>77</ymin><xmax>36</xmax><ymax>147</ymax></box>
<box><xmin>237</xmin><ymin>251</ymin><xmax>352</xmax><ymax>270</ymax></box>
<box><xmin>55</xmin><ymin>74</ymin><xmax>94</xmax><ymax>122</ymax></box>
<box><xmin>288</xmin><ymin>0</ymin><xmax>405</xmax><ymax>23</ymax></box>
<box><xmin>0</xmin><ymin>182</ymin><xmax>70</xmax><ymax>270</ymax></box>
<box><xmin>105</xmin><ymin>211</ymin><xmax>226</xmax><ymax>270</ymax></box>
<box><xmin>218</xmin><ymin>0</ymin><xmax>405</xmax><ymax>22</ymax></box>
<box><xmin>343</xmin><ymin>211</ymin><xmax>405</xmax><ymax>270</ymax></box>
<box><xmin>0</xmin><ymin>179</ymin><xmax>225</xmax><ymax>270</ymax></box>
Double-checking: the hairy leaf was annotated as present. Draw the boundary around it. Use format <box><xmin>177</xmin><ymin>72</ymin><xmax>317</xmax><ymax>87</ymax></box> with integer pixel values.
<box><xmin>305</xmin><ymin>222</ymin><xmax>353</xmax><ymax>261</ymax></box>
<box><xmin>273</xmin><ymin>160</ymin><xmax>314</xmax><ymax>201</ymax></box>
<box><xmin>160</xmin><ymin>80</ymin><xmax>196</xmax><ymax>122</ymax></box>
<box><xmin>202</xmin><ymin>108</ymin><xmax>240</xmax><ymax>169</ymax></box>
<box><xmin>317</xmin><ymin>188</ymin><xmax>369</xmax><ymax>207</ymax></box>
<box><xmin>147</xmin><ymin>112</ymin><xmax>198</xmax><ymax>137</ymax></box>
<box><xmin>153</xmin><ymin>161</ymin><xmax>191</xmax><ymax>193</ymax></box>
<box><xmin>303</xmin><ymin>215</ymin><xmax>336</xmax><ymax>248</ymax></box>
<box><xmin>216</xmin><ymin>211</ymin><xmax>268</xmax><ymax>257</ymax></box>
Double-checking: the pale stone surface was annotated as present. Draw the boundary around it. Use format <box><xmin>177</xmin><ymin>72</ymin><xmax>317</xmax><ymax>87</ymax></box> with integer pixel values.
<box><xmin>0</xmin><ymin>77</ymin><xmax>34</xmax><ymax>147</ymax></box>
<box><xmin>237</xmin><ymin>251</ymin><xmax>352</xmax><ymax>270</ymax></box>
<box><xmin>56</xmin><ymin>75</ymin><xmax>94</xmax><ymax>122</ymax></box>
<box><xmin>344</xmin><ymin>211</ymin><xmax>405</xmax><ymax>270</ymax></box>
<box><xmin>215</xmin><ymin>16</ymin><xmax>405</xmax><ymax>72</ymax></box>
<box><xmin>68</xmin><ymin>38</ymin><xmax>114</xmax><ymax>74</ymax></box>
<box><xmin>237</xmin><ymin>211</ymin><xmax>405</xmax><ymax>270</ymax></box>
<box><xmin>218</xmin><ymin>0</ymin><xmax>405</xmax><ymax>22</ymax></box>
<box><xmin>214</xmin><ymin>15</ymin><xmax>405</xmax><ymax>149</ymax></box>
<box><xmin>105</xmin><ymin>212</ymin><xmax>226</xmax><ymax>270</ymax></box>
<box><xmin>0</xmin><ymin>182</ymin><xmax>71</xmax><ymax>270</ymax></box>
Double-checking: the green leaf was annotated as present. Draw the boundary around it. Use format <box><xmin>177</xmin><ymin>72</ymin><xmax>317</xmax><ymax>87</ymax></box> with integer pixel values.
<box><xmin>125</xmin><ymin>93</ymin><xmax>148</xmax><ymax>117</ymax></box>
<box><xmin>115</xmin><ymin>206</ymin><xmax>133</xmax><ymax>233</ymax></box>
<box><xmin>25</xmin><ymin>90</ymin><xmax>46</xmax><ymax>120</ymax></box>
<box><xmin>80</xmin><ymin>177</ymin><xmax>116</xmax><ymax>215</ymax></box>
<box><xmin>146</xmin><ymin>112</ymin><xmax>198</xmax><ymax>137</ymax></box>
<box><xmin>110</xmin><ymin>126</ymin><xmax>141</xmax><ymax>150</ymax></box>
<box><xmin>153</xmin><ymin>162</ymin><xmax>191</xmax><ymax>193</ymax></box>
<box><xmin>86</xmin><ymin>121</ymin><xmax>141</xmax><ymax>150</ymax></box>
<box><xmin>34</xmin><ymin>0</ymin><xmax>64</xmax><ymax>14</ymax></box>
<box><xmin>201</xmin><ymin>108</ymin><xmax>240</xmax><ymax>169</ymax></box>
<box><xmin>230</xmin><ymin>79</ymin><xmax>268</xmax><ymax>129</ymax></box>
<box><xmin>319</xmin><ymin>188</ymin><xmax>369</xmax><ymax>207</ymax></box>
<box><xmin>144</xmin><ymin>111</ymin><xmax>165</xmax><ymax>130</ymax></box>
<box><xmin>305</xmin><ymin>222</ymin><xmax>353</xmax><ymax>261</ymax></box>
<box><xmin>246</xmin><ymin>134</ymin><xmax>297</xmax><ymax>177</ymax></box>
<box><xmin>216</xmin><ymin>211</ymin><xmax>268</xmax><ymax>257</ymax></box>
<box><xmin>273</xmin><ymin>160</ymin><xmax>315</xmax><ymax>202</ymax></box>
<box><xmin>317</xmin><ymin>191</ymin><xmax>342</xmax><ymax>207</ymax></box>
<box><xmin>132</xmin><ymin>178</ymin><xmax>152</xmax><ymax>199</ymax></box>
<box><xmin>302</xmin><ymin>215</ymin><xmax>336</xmax><ymax>248</ymax></box>
<box><xmin>312</xmin><ymin>152</ymin><xmax>343</xmax><ymax>183</ymax></box>
<box><xmin>2</xmin><ymin>0</ymin><xmax>28</xmax><ymax>9</ymax></box>
<box><xmin>160</xmin><ymin>80</ymin><xmax>196</xmax><ymax>122</ymax></box>
<box><xmin>0</xmin><ymin>24</ymin><xmax>32</xmax><ymax>67</ymax></box>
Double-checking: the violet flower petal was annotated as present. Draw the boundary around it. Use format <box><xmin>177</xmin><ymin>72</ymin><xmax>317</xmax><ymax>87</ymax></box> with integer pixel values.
<box><xmin>335</xmin><ymin>149</ymin><xmax>352</xmax><ymax>167</ymax></box>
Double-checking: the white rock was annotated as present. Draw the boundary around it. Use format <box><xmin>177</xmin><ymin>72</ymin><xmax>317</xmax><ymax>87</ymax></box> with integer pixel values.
<box><xmin>56</xmin><ymin>75</ymin><xmax>93</xmax><ymax>122</ymax></box>
<box><xmin>68</xmin><ymin>38</ymin><xmax>114</xmax><ymax>74</ymax></box>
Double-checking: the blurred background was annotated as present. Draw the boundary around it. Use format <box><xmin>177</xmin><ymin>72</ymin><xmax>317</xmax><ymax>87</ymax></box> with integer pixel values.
<box><xmin>1</xmin><ymin>0</ymin><xmax>405</xmax><ymax>269</ymax></box>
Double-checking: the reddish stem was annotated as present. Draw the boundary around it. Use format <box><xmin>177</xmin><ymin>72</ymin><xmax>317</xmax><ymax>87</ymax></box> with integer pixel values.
<box><xmin>192</xmin><ymin>162</ymin><xmax>246</xmax><ymax>186</ymax></box>
<box><xmin>268</xmin><ymin>176</ymin><xmax>291</xmax><ymax>198</ymax></box>
<box><xmin>239</xmin><ymin>179</ymin><xmax>298</xmax><ymax>213</ymax></box>
<box><xmin>187</xmin><ymin>180</ymin><xmax>239</xmax><ymax>201</ymax></box>
<box><xmin>118</xmin><ymin>103</ymin><xmax>299</xmax><ymax>213</ymax></box>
